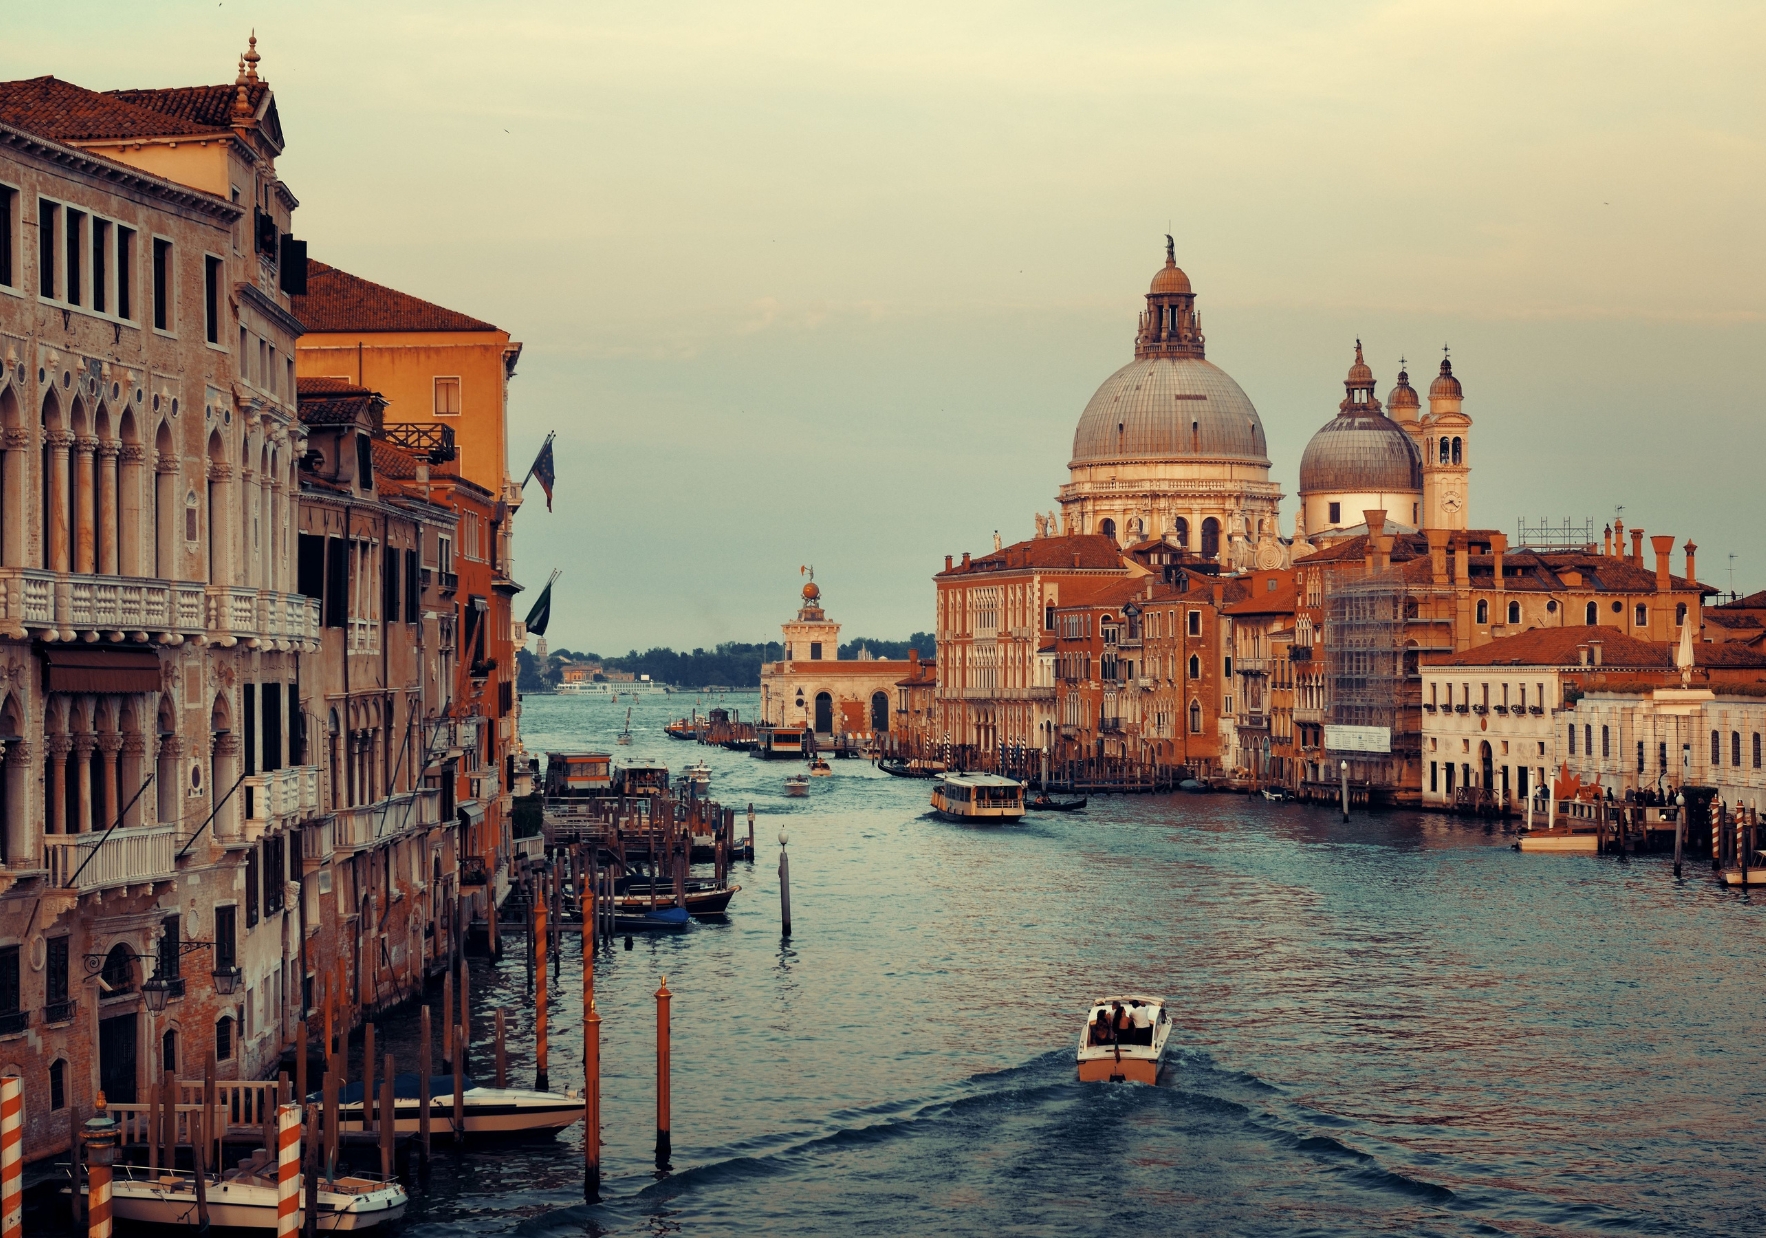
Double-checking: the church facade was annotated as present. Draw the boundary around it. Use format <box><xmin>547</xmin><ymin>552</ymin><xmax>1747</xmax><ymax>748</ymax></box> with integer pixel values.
<box><xmin>758</xmin><ymin>578</ymin><xmax>915</xmax><ymax>737</ymax></box>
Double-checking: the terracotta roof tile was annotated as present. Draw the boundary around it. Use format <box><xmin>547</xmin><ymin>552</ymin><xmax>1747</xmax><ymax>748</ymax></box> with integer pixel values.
<box><xmin>296</xmin><ymin>376</ymin><xmax>380</xmax><ymax>427</ymax></box>
<box><xmin>0</xmin><ymin>75</ymin><xmax>226</xmax><ymax>141</ymax></box>
<box><xmin>294</xmin><ymin>261</ymin><xmax>500</xmax><ymax>333</ymax></box>
<box><xmin>937</xmin><ymin>534</ymin><xmax>1125</xmax><ymax>577</ymax></box>
<box><xmin>1424</xmin><ymin>627</ymin><xmax>1667</xmax><ymax>669</ymax></box>
<box><xmin>1224</xmin><ymin>579</ymin><xmax>1300</xmax><ymax>615</ymax></box>
<box><xmin>108</xmin><ymin>83</ymin><xmax>268</xmax><ymax>130</ymax></box>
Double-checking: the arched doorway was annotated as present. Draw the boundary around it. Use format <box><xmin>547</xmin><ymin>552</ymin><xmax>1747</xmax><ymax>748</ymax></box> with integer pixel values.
<box><xmin>1099</xmin><ymin>517</ymin><xmax>1116</xmax><ymax>543</ymax></box>
<box><xmin>814</xmin><ymin>692</ymin><xmax>832</xmax><ymax>734</ymax></box>
<box><xmin>1479</xmin><ymin>741</ymin><xmax>1494</xmax><ymax>790</ymax></box>
<box><xmin>1201</xmin><ymin>517</ymin><xmax>1220</xmax><ymax>558</ymax></box>
<box><xmin>870</xmin><ymin>691</ymin><xmax>889</xmax><ymax>732</ymax></box>
<box><xmin>1172</xmin><ymin>517</ymin><xmax>1189</xmax><ymax>549</ymax></box>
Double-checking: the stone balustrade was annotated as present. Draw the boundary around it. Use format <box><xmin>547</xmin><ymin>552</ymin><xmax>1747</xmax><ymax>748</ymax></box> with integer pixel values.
<box><xmin>0</xmin><ymin>567</ymin><xmax>319</xmax><ymax>647</ymax></box>
<box><xmin>241</xmin><ymin>764</ymin><xmax>323</xmax><ymax>839</ymax></box>
<box><xmin>43</xmin><ymin>823</ymin><xmax>177</xmax><ymax>892</ymax></box>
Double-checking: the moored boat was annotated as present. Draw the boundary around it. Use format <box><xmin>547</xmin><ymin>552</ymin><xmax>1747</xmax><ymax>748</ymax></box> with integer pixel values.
<box><xmin>755</xmin><ymin>725</ymin><xmax>809</xmax><ymax>760</ymax></box>
<box><xmin>74</xmin><ymin>1163</ymin><xmax>407</xmax><ymax>1231</ymax></box>
<box><xmin>1516</xmin><ymin>827</ymin><xmax>1600</xmax><ymax>852</ymax></box>
<box><xmin>1076</xmin><ymin>994</ymin><xmax>1171</xmax><ymax>1084</ymax></box>
<box><xmin>930</xmin><ymin>773</ymin><xmax>1025</xmax><ymax>824</ymax></box>
<box><xmin>1027</xmin><ymin>794</ymin><xmax>1087</xmax><ymax>812</ymax></box>
<box><xmin>322</xmin><ymin>1074</ymin><xmax>583</xmax><ymax>1136</ymax></box>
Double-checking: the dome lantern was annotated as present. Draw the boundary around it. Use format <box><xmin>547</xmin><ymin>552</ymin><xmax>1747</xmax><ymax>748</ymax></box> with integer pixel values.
<box><xmin>1135</xmin><ymin>236</ymin><xmax>1205</xmax><ymax>361</ymax></box>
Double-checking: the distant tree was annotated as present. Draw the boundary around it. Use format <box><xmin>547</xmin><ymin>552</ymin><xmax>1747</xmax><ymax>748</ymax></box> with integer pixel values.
<box><xmin>837</xmin><ymin>633</ymin><xmax>938</xmax><ymax>661</ymax></box>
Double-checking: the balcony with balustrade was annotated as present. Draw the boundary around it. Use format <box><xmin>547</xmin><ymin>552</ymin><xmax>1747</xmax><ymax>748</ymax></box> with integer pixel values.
<box><xmin>43</xmin><ymin>824</ymin><xmax>177</xmax><ymax>893</ymax></box>
<box><xmin>241</xmin><ymin>764</ymin><xmax>322</xmax><ymax>841</ymax></box>
<box><xmin>0</xmin><ymin>567</ymin><xmax>321</xmax><ymax>650</ymax></box>
<box><xmin>332</xmin><ymin>788</ymin><xmax>443</xmax><ymax>854</ymax></box>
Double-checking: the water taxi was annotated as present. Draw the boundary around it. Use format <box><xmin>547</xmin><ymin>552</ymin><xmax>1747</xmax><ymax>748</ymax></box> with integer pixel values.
<box><xmin>930</xmin><ymin>773</ymin><xmax>1025</xmax><ymax>824</ymax></box>
<box><xmin>326</xmin><ymin>1075</ymin><xmax>583</xmax><ymax>1137</ymax></box>
<box><xmin>544</xmin><ymin>751</ymin><xmax>612</xmax><ymax>798</ymax></box>
<box><xmin>807</xmin><ymin>756</ymin><xmax>832</xmax><ymax>777</ymax></box>
<box><xmin>74</xmin><ymin>1163</ymin><xmax>407</xmax><ymax>1230</ymax></box>
<box><xmin>785</xmin><ymin>774</ymin><xmax>809</xmax><ymax>797</ymax></box>
<box><xmin>1516</xmin><ymin>827</ymin><xmax>1600</xmax><ymax>852</ymax></box>
<box><xmin>612</xmin><ymin>760</ymin><xmax>670</xmax><ymax>797</ymax></box>
<box><xmin>1077</xmin><ymin>995</ymin><xmax>1172</xmax><ymax>1084</ymax></box>
<box><xmin>678</xmin><ymin>759</ymin><xmax>712</xmax><ymax>791</ymax></box>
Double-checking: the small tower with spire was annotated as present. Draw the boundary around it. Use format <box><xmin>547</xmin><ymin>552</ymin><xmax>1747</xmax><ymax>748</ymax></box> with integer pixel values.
<box><xmin>1135</xmin><ymin>236</ymin><xmax>1205</xmax><ymax>360</ymax></box>
<box><xmin>1420</xmin><ymin>347</ymin><xmax>1471</xmax><ymax>530</ymax></box>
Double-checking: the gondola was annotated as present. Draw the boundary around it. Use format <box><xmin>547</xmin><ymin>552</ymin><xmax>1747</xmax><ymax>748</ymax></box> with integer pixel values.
<box><xmin>877</xmin><ymin>758</ymin><xmax>943</xmax><ymax>779</ymax></box>
<box><xmin>1026</xmin><ymin>795</ymin><xmax>1088</xmax><ymax>812</ymax></box>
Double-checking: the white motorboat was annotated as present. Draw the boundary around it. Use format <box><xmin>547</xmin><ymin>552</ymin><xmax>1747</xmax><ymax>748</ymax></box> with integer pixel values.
<box><xmin>785</xmin><ymin>774</ymin><xmax>809</xmax><ymax>797</ymax></box>
<box><xmin>1076</xmin><ymin>994</ymin><xmax>1172</xmax><ymax>1084</ymax></box>
<box><xmin>1516</xmin><ymin>827</ymin><xmax>1600</xmax><ymax>852</ymax></box>
<box><xmin>74</xmin><ymin>1164</ymin><xmax>406</xmax><ymax>1231</ymax></box>
<box><xmin>679</xmin><ymin>759</ymin><xmax>712</xmax><ymax>790</ymax></box>
<box><xmin>930</xmin><ymin>773</ymin><xmax>1025</xmax><ymax>824</ymax></box>
<box><xmin>320</xmin><ymin>1075</ymin><xmax>583</xmax><ymax>1137</ymax></box>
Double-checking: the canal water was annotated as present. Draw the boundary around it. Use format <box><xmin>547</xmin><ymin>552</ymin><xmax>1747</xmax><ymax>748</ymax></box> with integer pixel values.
<box><xmin>53</xmin><ymin>689</ymin><xmax>1766</xmax><ymax>1235</ymax></box>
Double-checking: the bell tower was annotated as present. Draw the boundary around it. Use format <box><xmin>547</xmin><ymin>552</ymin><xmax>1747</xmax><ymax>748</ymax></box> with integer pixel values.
<box><xmin>1420</xmin><ymin>350</ymin><xmax>1470</xmax><ymax>530</ymax></box>
<box><xmin>781</xmin><ymin>572</ymin><xmax>841</xmax><ymax>662</ymax></box>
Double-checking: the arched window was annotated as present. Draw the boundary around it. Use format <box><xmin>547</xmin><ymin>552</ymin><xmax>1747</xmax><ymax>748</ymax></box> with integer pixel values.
<box><xmin>49</xmin><ymin>1060</ymin><xmax>66</xmax><ymax>1110</ymax></box>
<box><xmin>1711</xmin><ymin>730</ymin><xmax>1721</xmax><ymax>764</ymax></box>
<box><xmin>1601</xmin><ymin>725</ymin><xmax>1610</xmax><ymax>758</ymax></box>
<box><xmin>1475</xmin><ymin>599</ymin><xmax>1488</xmax><ymax>624</ymax></box>
<box><xmin>1439</xmin><ymin>437</ymin><xmax>1450</xmax><ymax>464</ymax></box>
<box><xmin>1585</xmin><ymin>601</ymin><xmax>1598</xmax><ymax>625</ymax></box>
<box><xmin>1188</xmin><ymin>699</ymin><xmax>1203</xmax><ymax>734</ymax></box>
<box><xmin>1507</xmin><ymin>600</ymin><xmax>1521</xmax><ymax>624</ymax></box>
<box><xmin>162</xmin><ymin>1028</ymin><xmax>178</xmax><ymax>1076</ymax></box>
<box><xmin>1675</xmin><ymin>603</ymin><xmax>1687</xmax><ymax>626</ymax></box>
<box><xmin>1172</xmin><ymin>517</ymin><xmax>1188</xmax><ymax>549</ymax></box>
<box><xmin>1451</xmin><ymin>437</ymin><xmax>1462</xmax><ymax>464</ymax></box>
<box><xmin>216</xmin><ymin>1015</ymin><xmax>233</xmax><ymax>1061</ymax></box>
<box><xmin>1188</xmin><ymin>654</ymin><xmax>1200</xmax><ymax>679</ymax></box>
<box><xmin>1201</xmin><ymin>517</ymin><xmax>1220</xmax><ymax>558</ymax></box>
<box><xmin>1099</xmin><ymin>517</ymin><xmax>1116</xmax><ymax>543</ymax></box>
<box><xmin>1733</xmin><ymin>732</ymin><xmax>1742</xmax><ymax>766</ymax></box>
<box><xmin>101</xmin><ymin>944</ymin><xmax>135</xmax><ymax>994</ymax></box>
<box><xmin>814</xmin><ymin>691</ymin><xmax>832</xmax><ymax>734</ymax></box>
<box><xmin>1755</xmin><ymin>732</ymin><xmax>1762</xmax><ymax>769</ymax></box>
<box><xmin>870</xmin><ymin>691</ymin><xmax>889</xmax><ymax>733</ymax></box>
<box><xmin>1635</xmin><ymin>604</ymin><xmax>1647</xmax><ymax>627</ymax></box>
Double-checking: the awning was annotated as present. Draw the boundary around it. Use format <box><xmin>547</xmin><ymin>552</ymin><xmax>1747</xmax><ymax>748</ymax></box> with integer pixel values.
<box><xmin>456</xmin><ymin>800</ymin><xmax>487</xmax><ymax>827</ymax></box>
<box><xmin>40</xmin><ymin>646</ymin><xmax>162</xmax><ymax>694</ymax></box>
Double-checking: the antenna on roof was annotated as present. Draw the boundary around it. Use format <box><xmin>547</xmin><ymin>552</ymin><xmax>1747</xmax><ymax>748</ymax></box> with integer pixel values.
<box><xmin>1729</xmin><ymin>552</ymin><xmax>1737</xmax><ymax>597</ymax></box>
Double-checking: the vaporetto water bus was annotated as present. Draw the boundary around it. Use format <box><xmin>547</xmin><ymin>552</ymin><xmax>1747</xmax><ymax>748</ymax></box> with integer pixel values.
<box><xmin>929</xmin><ymin>773</ymin><xmax>1026</xmax><ymax>824</ymax></box>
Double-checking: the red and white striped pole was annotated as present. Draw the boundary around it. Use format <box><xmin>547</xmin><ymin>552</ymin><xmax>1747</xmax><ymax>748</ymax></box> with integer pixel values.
<box><xmin>276</xmin><ymin>1102</ymin><xmax>303</xmax><ymax>1238</ymax></box>
<box><xmin>0</xmin><ymin>1075</ymin><xmax>22</xmax><ymax>1238</ymax></box>
<box><xmin>81</xmin><ymin>1096</ymin><xmax>120</xmax><ymax>1238</ymax></box>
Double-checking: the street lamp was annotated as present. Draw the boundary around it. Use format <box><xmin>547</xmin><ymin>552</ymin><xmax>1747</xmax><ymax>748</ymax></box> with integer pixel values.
<box><xmin>212</xmin><ymin>965</ymin><xmax>243</xmax><ymax>995</ymax></box>
<box><xmin>141</xmin><ymin>971</ymin><xmax>172</xmax><ymax>1013</ymax></box>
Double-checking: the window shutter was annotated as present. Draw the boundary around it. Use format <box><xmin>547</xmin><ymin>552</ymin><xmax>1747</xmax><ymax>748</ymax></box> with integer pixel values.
<box><xmin>324</xmin><ymin>537</ymin><xmax>347</xmax><ymax>628</ymax></box>
<box><xmin>298</xmin><ymin>534</ymin><xmax>326</xmax><ymax>599</ymax></box>
<box><xmin>279</xmin><ymin>237</ymin><xmax>307</xmax><ymax>294</ymax></box>
<box><xmin>405</xmin><ymin>549</ymin><xmax>419</xmax><ymax>621</ymax></box>
<box><xmin>383</xmin><ymin>544</ymin><xmax>400</xmax><ymax>623</ymax></box>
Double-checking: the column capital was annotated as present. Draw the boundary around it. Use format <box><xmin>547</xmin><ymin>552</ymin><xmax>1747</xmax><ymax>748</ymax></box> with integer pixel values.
<box><xmin>121</xmin><ymin>732</ymin><xmax>149</xmax><ymax>755</ymax></box>
<box><xmin>97</xmin><ymin>732</ymin><xmax>125</xmax><ymax>754</ymax></box>
<box><xmin>120</xmin><ymin>443</ymin><xmax>149</xmax><ymax>464</ymax></box>
<box><xmin>73</xmin><ymin>434</ymin><xmax>99</xmax><ymax>456</ymax></box>
<box><xmin>71</xmin><ymin>732</ymin><xmax>97</xmax><ymax>756</ymax></box>
<box><xmin>97</xmin><ymin>439</ymin><xmax>123</xmax><ymax>460</ymax></box>
<box><xmin>212</xmin><ymin>733</ymin><xmax>240</xmax><ymax>756</ymax></box>
<box><xmin>157</xmin><ymin>735</ymin><xmax>185</xmax><ymax>759</ymax></box>
<box><xmin>47</xmin><ymin>431</ymin><xmax>74</xmax><ymax>452</ymax></box>
<box><xmin>3</xmin><ymin>740</ymin><xmax>31</xmax><ymax>766</ymax></box>
<box><xmin>208</xmin><ymin>461</ymin><xmax>233</xmax><ymax>482</ymax></box>
<box><xmin>2</xmin><ymin>428</ymin><xmax>31</xmax><ymax>452</ymax></box>
<box><xmin>46</xmin><ymin>734</ymin><xmax>72</xmax><ymax>757</ymax></box>
<box><xmin>155</xmin><ymin>453</ymin><xmax>181</xmax><ymax>475</ymax></box>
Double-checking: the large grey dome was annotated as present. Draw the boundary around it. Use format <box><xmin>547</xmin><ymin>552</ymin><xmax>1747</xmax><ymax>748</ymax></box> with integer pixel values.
<box><xmin>1298</xmin><ymin>411</ymin><xmax>1422</xmax><ymax>495</ymax></box>
<box><xmin>1070</xmin><ymin>356</ymin><xmax>1269</xmax><ymax>467</ymax></box>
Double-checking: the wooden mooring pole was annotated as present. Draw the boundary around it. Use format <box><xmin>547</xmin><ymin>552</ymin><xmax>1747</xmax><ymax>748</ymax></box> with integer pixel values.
<box><xmin>584</xmin><ymin>878</ymin><xmax>601</xmax><ymax>1202</ymax></box>
<box><xmin>442</xmin><ymin>971</ymin><xmax>454</xmax><ymax>1071</ymax></box>
<box><xmin>294</xmin><ymin>1020</ymin><xmax>308</xmax><ymax>1115</ymax></box>
<box><xmin>494</xmin><ymin>1008</ymin><xmax>508</xmax><ymax>1088</ymax></box>
<box><xmin>778</xmin><ymin>830</ymin><xmax>792</xmax><ymax>937</ymax></box>
<box><xmin>379</xmin><ymin>1054</ymin><xmax>394</xmax><ymax>1183</ymax></box>
<box><xmin>302</xmin><ymin>1104</ymin><xmax>320</xmax><ymax>1238</ymax></box>
<box><xmin>363</xmin><ymin>1025</ymin><xmax>375</xmax><ymax>1139</ymax></box>
<box><xmin>535</xmin><ymin>879</ymin><xmax>550</xmax><ymax>1092</ymax></box>
<box><xmin>452</xmin><ymin>1023</ymin><xmax>465</xmax><ymax>1145</ymax></box>
<box><xmin>418</xmin><ymin>1005</ymin><xmax>432</xmax><ymax>1161</ymax></box>
<box><xmin>654</xmin><ymin>976</ymin><xmax>672</xmax><ymax>1171</ymax></box>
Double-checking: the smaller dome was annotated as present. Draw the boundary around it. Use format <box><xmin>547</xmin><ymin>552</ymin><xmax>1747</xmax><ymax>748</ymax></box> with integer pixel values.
<box><xmin>1387</xmin><ymin>365</ymin><xmax>1419</xmax><ymax>411</ymax></box>
<box><xmin>802</xmin><ymin>581</ymin><xmax>820</xmax><ymax>601</ymax></box>
<box><xmin>1429</xmin><ymin>356</ymin><xmax>1463</xmax><ymax>400</ymax></box>
<box><xmin>1346</xmin><ymin>339</ymin><xmax>1374</xmax><ymax>388</ymax></box>
<box><xmin>1298</xmin><ymin>412</ymin><xmax>1423</xmax><ymax>496</ymax></box>
<box><xmin>1149</xmin><ymin>233</ymin><xmax>1192</xmax><ymax>295</ymax></box>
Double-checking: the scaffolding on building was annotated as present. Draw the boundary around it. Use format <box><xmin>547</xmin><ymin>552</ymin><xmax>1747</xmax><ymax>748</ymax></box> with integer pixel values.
<box><xmin>1517</xmin><ymin>517</ymin><xmax>1596</xmax><ymax>551</ymax></box>
<box><xmin>1324</xmin><ymin>569</ymin><xmax>1408</xmax><ymax>737</ymax></box>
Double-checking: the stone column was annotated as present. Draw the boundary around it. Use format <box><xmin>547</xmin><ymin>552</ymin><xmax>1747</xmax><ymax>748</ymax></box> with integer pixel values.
<box><xmin>212</xmin><ymin>733</ymin><xmax>240</xmax><ymax>839</ymax></box>
<box><xmin>3</xmin><ymin>740</ymin><xmax>31</xmax><ymax>865</ymax></box>
<box><xmin>122</xmin><ymin>731</ymin><xmax>149</xmax><ymax>828</ymax></box>
<box><xmin>98</xmin><ymin>732</ymin><xmax>123</xmax><ymax>832</ymax></box>
<box><xmin>47</xmin><ymin>430</ymin><xmax>72</xmax><ymax>572</ymax></box>
<box><xmin>71</xmin><ymin>732</ymin><xmax>96</xmax><ymax>833</ymax></box>
<box><xmin>98</xmin><ymin>440</ymin><xmax>121</xmax><ymax>576</ymax></box>
<box><xmin>45</xmin><ymin>735</ymin><xmax>70</xmax><ymax>835</ymax></box>
<box><xmin>207</xmin><ymin>461</ymin><xmax>232</xmax><ymax>587</ymax></box>
<box><xmin>267</xmin><ymin>472</ymin><xmax>282</xmax><ymax>592</ymax></box>
<box><xmin>156</xmin><ymin>735</ymin><xmax>183</xmax><ymax>830</ymax></box>
<box><xmin>119</xmin><ymin>444</ymin><xmax>146</xmax><ymax>578</ymax></box>
<box><xmin>1</xmin><ymin>427</ymin><xmax>27</xmax><ymax>568</ymax></box>
<box><xmin>155</xmin><ymin>454</ymin><xmax>179</xmax><ymax>581</ymax></box>
<box><xmin>239</xmin><ymin>463</ymin><xmax>257</xmax><ymax>590</ymax></box>
<box><xmin>74</xmin><ymin>434</ymin><xmax>98</xmax><ymax>574</ymax></box>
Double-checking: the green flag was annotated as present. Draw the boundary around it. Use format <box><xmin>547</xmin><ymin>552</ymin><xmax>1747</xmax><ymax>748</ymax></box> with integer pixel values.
<box><xmin>524</xmin><ymin>571</ymin><xmax>558</xmax><ymax>636</ymax></box>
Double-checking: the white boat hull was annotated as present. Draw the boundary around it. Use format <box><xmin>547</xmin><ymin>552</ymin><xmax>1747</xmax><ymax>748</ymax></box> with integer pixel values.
<box><xmin>84</xmin><ymin>1173</ymin><xmax>406</xmax><ymax>1231</ymax></box>
<box><xmin>330</xmin><ymin>1087</ymin><xmax>582</xmax><ymax>1136</ymax></box>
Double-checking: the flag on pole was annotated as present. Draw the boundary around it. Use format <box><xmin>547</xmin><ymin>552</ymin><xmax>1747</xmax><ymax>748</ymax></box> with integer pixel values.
<box><xmin>525</xmin><ymin>434</ymin><xmax>556</xmax><ymax>512</ymax></box>
<box><xmin>524</xmin><ymin>570</ymin><xmax>560</xmax><ymax>637</ymax></box>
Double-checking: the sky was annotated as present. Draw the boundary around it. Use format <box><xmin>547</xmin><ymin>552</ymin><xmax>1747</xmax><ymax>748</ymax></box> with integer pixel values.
<box><xmin>11</xmin><ymin>2</ymin><xmax>1764</xmax><ymax>652</ymax></box>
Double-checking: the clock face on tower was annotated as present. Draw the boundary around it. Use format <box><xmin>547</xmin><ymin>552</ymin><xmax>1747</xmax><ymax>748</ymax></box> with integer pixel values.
<box><xmin>1442</xmin><ymin>490</ymin><xmax>1464</xmax><ymax>514</ymax></box>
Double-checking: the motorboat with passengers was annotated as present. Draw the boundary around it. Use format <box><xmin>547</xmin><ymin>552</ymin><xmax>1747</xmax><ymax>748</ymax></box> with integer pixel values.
<box><xmin>1076</xmin><ymin>994</ymin><xmax>1171</xmax><ymax>1084</ymax></box>
<box><xmin>929</xmin><ymin>773</ymin><xmax>1025</xmax><ymax>824</ymax></box>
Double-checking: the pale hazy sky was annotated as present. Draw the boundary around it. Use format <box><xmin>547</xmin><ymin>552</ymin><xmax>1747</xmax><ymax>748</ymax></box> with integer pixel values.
<box><xmin>13</xmin><ymin>2</ymin><xmax>1764</xmax><ymax>651</ymax></box>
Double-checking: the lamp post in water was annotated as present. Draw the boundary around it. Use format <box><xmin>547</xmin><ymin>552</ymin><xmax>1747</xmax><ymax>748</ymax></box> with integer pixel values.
<box><xmin>1340</xmin><ymin>759</ymin><xmax>1349</xmax><ymax>822</ymax></box>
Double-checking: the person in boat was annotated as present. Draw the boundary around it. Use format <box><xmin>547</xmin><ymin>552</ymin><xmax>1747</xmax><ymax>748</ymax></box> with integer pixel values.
<box><xmin>1091</xmin><ymin>1007</ymin><xmax>1114</xmax><ymax>1047</ymax></box>
<box><xmin>1112</xmin><ymin>1002</ymin><xmax>1131</xmax><ymax>1043</ymax></box>
<box><xmin>1129</xmin><ymin>1001</ymin><xmax>1153</xmax><ymax>1046</ymax></box>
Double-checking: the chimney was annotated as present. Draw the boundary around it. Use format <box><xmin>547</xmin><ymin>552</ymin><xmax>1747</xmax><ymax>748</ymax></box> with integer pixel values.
<box><xmin>1613</xmin><ymin>517</ymin><xmax>1624</xmax><ymax>556</ymax></box>
<box><xmin>415</xmin><ymin>461</ymin><xmax>429</xmax><ymax>486</ymax></box>
<box><xmin>1578</xmin><ymin>643</ymin><xmax>1590</xmax><ymax>667</ymax></box>
<box><xmin>1491</xmin><ymin>532</ymin><xmax>1508</xmax><ymax>597</ymax></box>
<box><xmin>1588</xmin><ymin>639</ymin><xmax>1603</xmax><ymax>666</ymax></box>
<box><xmin>962</xmin><ymin>552</ymin><xmax>971</xmax><ymax>569</ymax></box>
<box><xmin>1211</xmin><ymin>582</ymin><xmax>1224</xmax><ymax>607</ymax></box>
<box><xmin>909</xmin><ymin>649</ymin><xmax>919</xmax><ymax>667</ymax></box>
<box><xmin>1425</xmin><ymin>528</ymin><xmax>1449</xmax><ymax>585</ymax></box>
<box><xmin>1364</xmin><ymin>509</ymin><xmax>1387</xmax><ymax>538</ymax></box>
<box><xmin>1603</xmin><ymin>525</ymin><xmax>1612</xmax><ymax>556</ymax></box>
<box><xmin>1650</xmin><ymin>534</ymin><xmax>1674</xmax><ymax>594</ymax></box>
<box><xmin>1376</xmin><ymin>534</ymin><xmax>1393</xmax><ymax>573</ymax></box>
<box><xmin>1684</xmin><ymin>540</ymin><xmax>1697</xmax><ymax>584</ymax></box>
<box><xmin>945</xmin><ymin>555</ymin><xmax>953</xmax><ymax>572</ymax></box>
<box><xmin>1630</xmin><ymin>528</ymin><xmax>1644</xmax><ymax>564</ymax></box>
<box><xmin>1454</xmin><ymin>539</ymin><xmax>1470</xmax><ymax>587</ymax></box>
